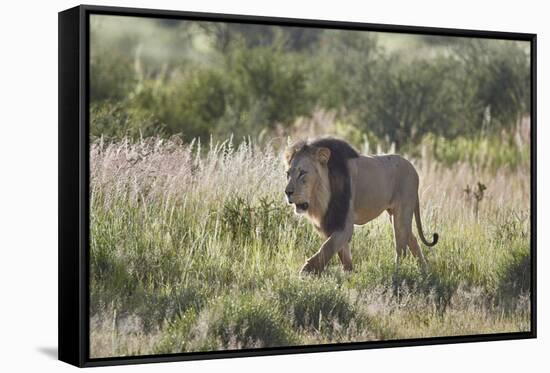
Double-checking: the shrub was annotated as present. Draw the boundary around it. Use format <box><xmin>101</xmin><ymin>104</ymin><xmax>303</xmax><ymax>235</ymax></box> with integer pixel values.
<box><xmin>130</xmin><ymin>68</ymin><xmax>228</xmax><ymax>141</ymax></box>
<box><xmin>211</xmin><ymin>294</ymin><xmax>297</xmax><ymax>348</ymax></box>
<box><xmin>154</xmin><ymin>309</ymin><xmax>198</xmax><ymax>353</ymax></box>
<box><xmin>90</xmin><ymin>49</ymin><xmax>138</xmax><ymax>103</ymax></box>
<box><xmin>497</xmin><ymin>245</ymin><xmax>530</xmax><ymax>298</ymax></box>
<box><xmin>452</xmin><ymin>39</ymin><xmax>530</xmax><ymax>131</ymax></box>
<box><xmin>219</xmin><ymin>44</ymin><xmax>313</xmax><ymax>137</ymax></box>
<box><xmin>309</xmin><ymin>30</ymin><xmax>380</xmax><ymax>112</ymax></box>
<box><xmin>354</xmin><ymin>57</ymin><xmax>465</xmax><ymax>148</ymax></box>
<box><xmin>424</xmin><ymin>131</ymin><xmax>530</xmax><ymax>170</ymax></box>
<box><xmin>494</xmin><ymin>211</ymin><xmax>531</xmax><ymax>306</ymax></box>
<box><xmin>276</xmin><ymin>278</ymin><xmax>355</xmax><ymax>333</ymax></box>
<box><xmin>218</xmin><ymin>196</ymin><xmax>293</xmax><ymax>247</ymax></box>
<box><xmin>90</xmin><ymin>101</ymin><xmax>165</xmax><ymax>140</ymax></box>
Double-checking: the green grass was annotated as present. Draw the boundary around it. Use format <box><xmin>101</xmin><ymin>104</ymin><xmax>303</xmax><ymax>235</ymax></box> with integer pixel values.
<box><xmin>89</xmin><ymin>137</ymin><xmax>531</xmax><ymax>358</ymax></box>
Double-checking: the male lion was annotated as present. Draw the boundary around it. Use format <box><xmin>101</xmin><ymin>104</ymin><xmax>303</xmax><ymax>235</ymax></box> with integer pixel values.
<box><xmin>284</xmin><ymin>137</ymin><xmax>438</xmax><ymax>275</ymax></box>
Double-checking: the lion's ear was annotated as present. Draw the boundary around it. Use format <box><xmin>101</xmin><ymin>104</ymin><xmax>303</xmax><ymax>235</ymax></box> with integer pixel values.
<box><xmin>284</xmin><ymin>140</ymin><xmax>306</xmax><ymax>165</ymax></box>
<box><xmin>284</xmin><ymin>147</ymin><xmax>296</xmax><ymax>166</ymax></box>
<box><xmin>316</xmin><ymin>147</ymin><xmax>331</xmax><ymax>164</ymax></box>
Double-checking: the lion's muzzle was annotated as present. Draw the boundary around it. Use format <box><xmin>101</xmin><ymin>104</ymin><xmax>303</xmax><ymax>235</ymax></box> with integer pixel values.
<box><xmin>295</xmin><ymin>202</ymin><xmax>309</xmax><ymax>212</ymax></box>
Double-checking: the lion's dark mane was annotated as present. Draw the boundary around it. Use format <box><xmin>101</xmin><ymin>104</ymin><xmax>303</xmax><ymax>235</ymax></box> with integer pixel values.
<box><xmin>310</xmin><ymin>138</ymin><xmax>359</xmax><ymax>235</ymax></box>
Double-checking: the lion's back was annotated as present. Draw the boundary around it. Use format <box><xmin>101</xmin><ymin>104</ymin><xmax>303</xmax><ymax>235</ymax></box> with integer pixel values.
<box><xmin>351</xmin><ymin>153</ymin><xmax>419</xmax><ymax>215</ymax></box>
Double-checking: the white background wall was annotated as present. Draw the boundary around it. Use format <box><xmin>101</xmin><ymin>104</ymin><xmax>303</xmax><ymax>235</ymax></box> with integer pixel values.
<box><xmin>0</xmin><ymin>0</ymin><xmax>547</xmax><ymax>371</ymax></box>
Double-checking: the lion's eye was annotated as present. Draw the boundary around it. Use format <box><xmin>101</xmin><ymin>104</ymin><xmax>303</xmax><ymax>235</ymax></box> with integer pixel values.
<box><xmin>286</xmin><ymin>171</ymin><xmax>290</xmax><ymax>179</ymax></box>
<box><xmin>298</xmin><ymin>170</ymin><xmax>307</xmax><ymax>179</ymax></box>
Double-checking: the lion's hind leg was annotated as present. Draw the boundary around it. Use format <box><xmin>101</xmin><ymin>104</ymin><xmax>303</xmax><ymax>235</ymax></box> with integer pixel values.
<box><xmin>392</xmin><ymin>210</ymin><xmax>409</xmax><ymax>269</ymax></box>
<box><xmin>394</xmin><ymin>205</ymin><xmax>428</xmax><ymax>271</ymax></box>
<box><xmin>408</xmin><ymin>234</ymin><xmax>428</xmax><ymax>270</ymax></box>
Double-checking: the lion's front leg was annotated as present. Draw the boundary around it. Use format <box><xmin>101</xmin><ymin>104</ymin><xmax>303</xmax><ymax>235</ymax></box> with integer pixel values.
<box><xmin>300</xmin><ymin>224</ymin><xmax>353</xmax><ymax>275</ymax></box>
<box><xmin>338</xmin><ymin>243</ymin><xmax>353</xmax><ymax>271</ymax></box>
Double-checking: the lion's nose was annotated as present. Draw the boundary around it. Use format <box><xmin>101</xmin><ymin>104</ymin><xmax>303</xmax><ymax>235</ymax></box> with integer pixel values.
<box><xmin>285</xmin><ymin>189</ymin><xmax>294</xmax><ymax>200</ymax></box>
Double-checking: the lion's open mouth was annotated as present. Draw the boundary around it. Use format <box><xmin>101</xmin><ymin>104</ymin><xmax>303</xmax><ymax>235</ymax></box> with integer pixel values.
<box><xmin>295</xmin><ymin>202</ymin><xmax>309</xmax><ymax>212</ymax></box>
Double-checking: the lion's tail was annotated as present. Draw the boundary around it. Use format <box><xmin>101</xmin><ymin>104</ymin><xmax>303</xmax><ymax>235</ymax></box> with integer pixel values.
<box><xmin>414</xmin><ymin>197</ymin><xmax>439</xmax><ymax>247</ymax></box>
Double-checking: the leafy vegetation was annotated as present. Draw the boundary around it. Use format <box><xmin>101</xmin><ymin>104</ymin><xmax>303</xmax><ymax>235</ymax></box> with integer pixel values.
<box><xmin>90</xmin><ymin>16</ymin><xmax>530</xmax><ymax>147</ymax></box>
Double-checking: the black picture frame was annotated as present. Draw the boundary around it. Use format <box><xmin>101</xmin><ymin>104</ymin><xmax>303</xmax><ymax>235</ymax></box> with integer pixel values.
<box><xmin>59</xmin><ymin>4</ymin><xmax>537</xmax><ymax>368</ymax></box>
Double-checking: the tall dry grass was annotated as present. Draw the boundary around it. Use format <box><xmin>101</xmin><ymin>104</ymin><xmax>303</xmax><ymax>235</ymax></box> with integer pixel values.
<box><xmin>89</xmin><ymin>135</ymin><xmax>531</xmax><ymax>358</ymax></box>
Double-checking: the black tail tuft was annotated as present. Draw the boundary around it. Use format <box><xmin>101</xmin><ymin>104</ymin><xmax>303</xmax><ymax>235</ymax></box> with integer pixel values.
<box><xmin>429</xmin><ymin>233</ymin><xmax>439</xmax><ymax>247</ymax></box>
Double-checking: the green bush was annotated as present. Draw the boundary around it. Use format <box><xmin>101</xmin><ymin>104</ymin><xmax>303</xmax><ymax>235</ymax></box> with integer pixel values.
<box><xmin>90</xmin><ymin>101</ymin><xmax>165</xmax><ymax>140</ymax></box>
<box><xmin>494</xmin><ymin>211</ymin><xmax>530</xmax><ymax>306</ymax></box>
<box><xmin>212</xmin><ymin>294</ymin><xmax>297</xmax><ymax>348</ymax></box>
<box><xmin>309</xmin><ymin>30</ymin><xmax>380</xmax><ymax>112</ymax></box>
<box><xmin>90</xmin><ymin>49</ymin><xmax>137</xmax><ymax>103</ymax></box>
<box><xmin>355</xmin><ymin>57</ymin><xmax>464</xmax><ymax>148</ymax></box>
<box><xmin>423</xmin><ymin>131</ymin><xmax>530</xmax><ymax>170</ymax></box>
<box><xmin>452</xmin><ymin>39</ymin><xmax>530</xmax><ymax>131</ymax></box>
<box><xmin>276</xmin><ymin>278</ymin><xmax>355</xmax><ymax>333</ymax></box>
<box><xmin>218</xmin><ymin>196</ymin><xmax>294</xmax><ymax>247</ymax></box>
<box><xmin>130</xmin><ymin>68</ymin><xmax>228</xmax><ymax>141</ymax></box>
<box><xmin>220</xmin><ymin>44</ymin><xmax>313</xmax><ymax>136</ymax></box>
<box><xmin>497</xmin><ymin>245</ymin><xmax>530</xmax><ymax>299</ymax></box>
<box><xmin>154</xmin><ymin>309</ymin><xmax>198</xmax><ymax>353</ymax></box>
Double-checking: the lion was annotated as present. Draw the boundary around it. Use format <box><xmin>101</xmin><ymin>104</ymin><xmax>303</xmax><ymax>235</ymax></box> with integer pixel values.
<box><xmin>284</xmin><ymin>137</ymin><xmax>438</xmax><ymax>275</ymax></box>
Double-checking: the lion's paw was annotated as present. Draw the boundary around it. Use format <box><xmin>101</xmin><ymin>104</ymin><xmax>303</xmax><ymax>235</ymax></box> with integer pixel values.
<box><xmin>299</xmin><ymin>258</ymin><xmax>322</xmax><ymax>276</ymax></box>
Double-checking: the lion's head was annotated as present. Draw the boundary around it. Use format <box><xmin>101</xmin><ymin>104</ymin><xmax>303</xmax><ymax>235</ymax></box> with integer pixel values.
<box><xmin>284</xmin><ymin>138</ymin><xmax>359</xmax><ymax>235</ymax></box>
<box><xmin>284</xmin><ymin>141</ymin><xmax>331</xmax><ymax>220</ymax></box>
